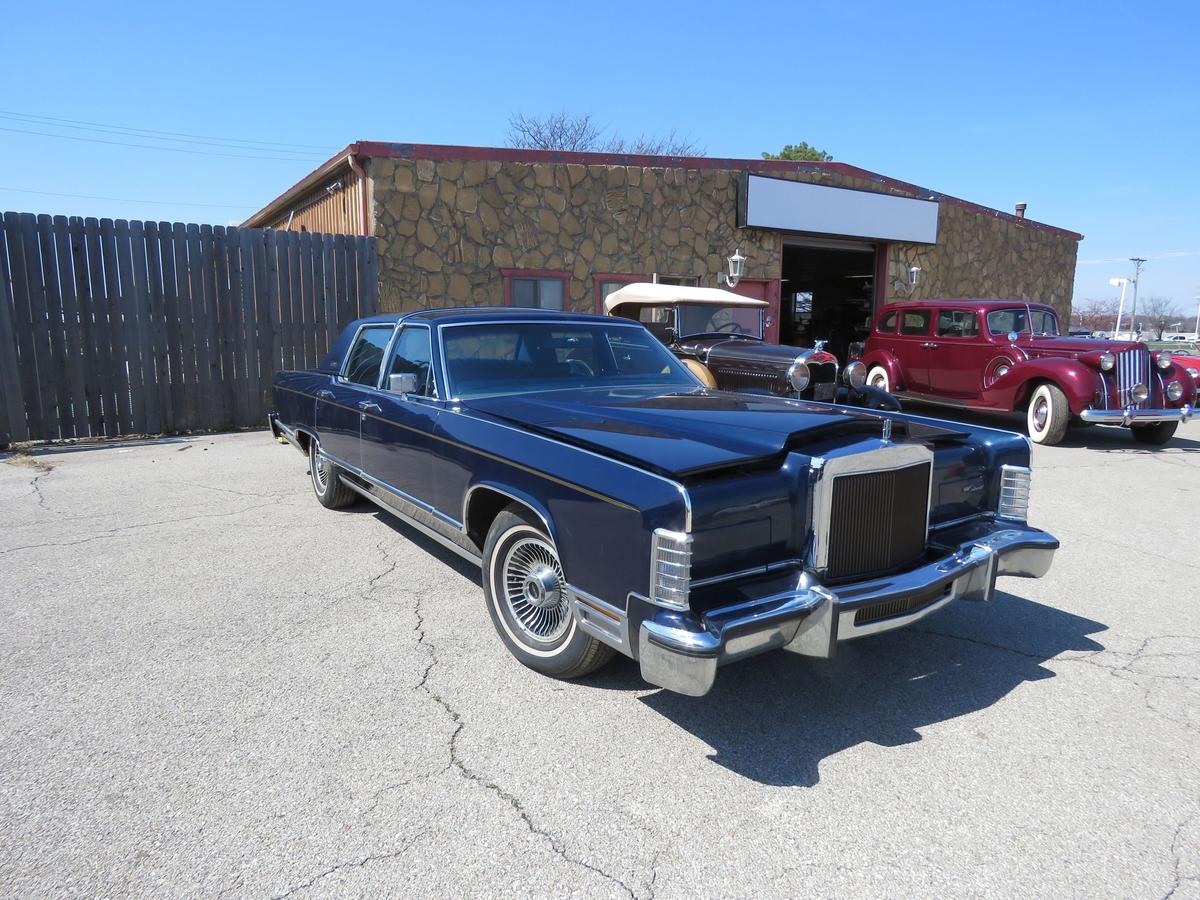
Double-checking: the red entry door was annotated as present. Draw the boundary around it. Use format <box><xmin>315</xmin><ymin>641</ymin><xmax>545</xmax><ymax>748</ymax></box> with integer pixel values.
<box><xmin>732</xmin><ymin>279</ymin><xmax>781</xmax><ymax>344</ymax></box>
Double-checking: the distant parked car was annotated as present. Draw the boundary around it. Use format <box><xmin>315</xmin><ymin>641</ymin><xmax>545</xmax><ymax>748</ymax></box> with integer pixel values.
<box><xmin>861</xmin><ymin>299</ymin><xmax>1197</xmax><ymax>445</ymax></box>
<box><xmin>605</xmin><ymin>282</ymin><xmax>899</xmax><ymax>410</ymax></box>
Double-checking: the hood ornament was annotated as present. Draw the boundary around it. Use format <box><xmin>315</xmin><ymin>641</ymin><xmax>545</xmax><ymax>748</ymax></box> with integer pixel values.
<box><xmin>881</xmin><ymin>419</ymin><xmax>893</xmax><ymax>443</ymax></box>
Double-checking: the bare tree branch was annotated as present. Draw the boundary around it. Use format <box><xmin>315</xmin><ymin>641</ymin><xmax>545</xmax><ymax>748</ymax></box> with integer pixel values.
<box><xmin>1133</xmin><ymin>295</ymin><xmax>1181</xmax><ymax>339</ymax></box>
<box><xmin>507</xmin><ymin>112</ymin><xmax>705</xmax><ymax>156</ymax></box>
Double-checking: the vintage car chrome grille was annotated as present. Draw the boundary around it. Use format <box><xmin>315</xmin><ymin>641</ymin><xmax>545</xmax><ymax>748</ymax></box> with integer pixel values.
<box><xmin>1115</xmin><ymin>347</ymin><xmax>1151</xmax><ymax>408</ymax></box>
<box><xmin>719</xmin><ymin>368</ymin><xmax>788</xmax><ymax>393</ymax></box>
<box><xmin>823</xmin><ymin>460</ymin><xmax>932</xmax><ymax>581</ymax></box>
<box><xmin>810</xmin><ymin>362</ymin><xmax>837</xmax><ymax>384</ymax></box>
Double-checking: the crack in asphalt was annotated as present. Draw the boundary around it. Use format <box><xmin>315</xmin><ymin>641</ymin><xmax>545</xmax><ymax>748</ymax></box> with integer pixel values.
<box><xmin>0</xmin><ymin>498</ymin><xmax>288</xmax><ymax>557</ymax></box>
<box><xmin>270</xmin><ymin>835</ymin><xmax>424</xmax><ymax>900</ymax></box>
<box><xmin>1164</xmin><ymin>811</ymin><xmax>1198</xmax><ymax>899</ymax></box>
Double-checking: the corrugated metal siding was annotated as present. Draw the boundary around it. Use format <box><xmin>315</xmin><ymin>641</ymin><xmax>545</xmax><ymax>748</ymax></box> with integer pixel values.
<box><xmin>262</xmin><ymin>167</ymin><xmax>367</xmax><ymax>236</ymax></box>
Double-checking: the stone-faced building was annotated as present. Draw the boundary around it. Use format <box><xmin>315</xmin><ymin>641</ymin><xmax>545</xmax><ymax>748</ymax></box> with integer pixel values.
<box><xmin>244</xmin><ymin>142</ymin><xmax>1081</xmax><ymax>358</ymax></box>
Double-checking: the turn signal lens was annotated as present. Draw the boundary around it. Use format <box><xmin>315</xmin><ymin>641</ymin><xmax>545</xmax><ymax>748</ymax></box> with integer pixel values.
<box><xmin>1099</xmin><ymin>351</ymin><xmax>1115</xmax><ymax>371</ymax></box>
<box><xmin>1132</xmin><ymin>383</ymin><xmax>1150</xmax><ymax>403</ymax></box>
<box><xmin>843</xmin><ymin>360</ymin><xmax>867</xmax><ymax>388</ymax></box>
<box><xmin>788</xmin><ymin>360</ymin><xmax>811</xmax><ymax>392</ymax></box>
<box><xmin>998</xmin><ymin>465</ymin><xmax>1032</xmax><ymax>522</ymax></box>
<box><xmin>649</xmin><ymin>529</ymin><xmax>692</xmax><ymax>611</ymax></box>
<box><xmin>1155</xmin><ymin>351</ymin><xmax>1173</xmax><ymax>370</ymax></box>
<box><xmin>1167</xmin><ymin>381</ymin><xmax>1184</xmax><ymax>402</ymax></box>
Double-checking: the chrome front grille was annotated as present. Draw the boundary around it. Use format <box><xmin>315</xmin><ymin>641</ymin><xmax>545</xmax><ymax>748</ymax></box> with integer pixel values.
<box><xmin>810</xmin><ymin>362</ymin><xmax>837</xmax><ymax>385</ymax></box>
<box><xmin>1116</xmin><ymin>347</ymin><xmax>1150</xmax><ymax>408</ymax></box>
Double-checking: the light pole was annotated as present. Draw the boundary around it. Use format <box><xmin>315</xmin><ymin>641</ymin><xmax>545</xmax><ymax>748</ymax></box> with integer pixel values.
<box><xmin>1109</xmin><ymin>277</ymin><xmax>1129</xmax><ymax>336</ymax></box>
<box><xmin>1128</xmin><ymin>257</ymin><xmax>1146</xmax><ymax>337</ymax></box>
<box><xmin>1194</xmin><ymin>295</ymin><xmax>1199</xmax><ymax>340</ymax></box>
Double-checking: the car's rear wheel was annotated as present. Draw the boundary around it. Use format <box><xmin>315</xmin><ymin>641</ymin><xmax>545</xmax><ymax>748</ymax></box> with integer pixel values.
<box><xmin>866</xmin><ymin>366</ymin><xmax>891</xmax><ymax>392</ymax></box>
<box><xmin>482</xmin><ymin>507</ymin><xmax>615</xmax><ymax>679</ymax></box>
<box><xmin>1131</xmin><ymin>421</ymin><xmax>1178</xmax><ymax>445</ymax></box>
<box><xmin>1026</xmin><ymin>383</ymin><xmax>1070</xmax><ymax>445</ymax></box>
<box><xmin>309</xmin><ymin>440</ymin><xmax>356</xmax><ymax>509</ymax></box>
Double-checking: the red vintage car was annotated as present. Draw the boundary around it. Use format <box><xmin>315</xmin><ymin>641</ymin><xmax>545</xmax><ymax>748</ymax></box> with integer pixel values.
<box><xmin>861</xmin><ymin>300</ymin><xmax>1197</xmax><ymax>445</ymax></box>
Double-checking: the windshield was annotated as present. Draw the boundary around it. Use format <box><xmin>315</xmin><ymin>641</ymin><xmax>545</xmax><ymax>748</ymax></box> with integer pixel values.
<box><xmin>441</xmin><ymin>321</ymin><xmax>699</xmax><ymax>399</ymax></box>
<box><xmin>986</xmin><ymin>307</ymin><xmax>1060</xmax><ymax>337</ymax></box>
<box><xmin>676</xmin><ymin>303</ymin><xmax>763</xmax><ymax>338</ymax></box>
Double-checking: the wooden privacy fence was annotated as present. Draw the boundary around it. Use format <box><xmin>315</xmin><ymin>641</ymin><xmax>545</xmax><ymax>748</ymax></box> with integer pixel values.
<box><xmin>0</xmin><ymin>212</ymin><xmax>378</xmax><ymax>444</ymax></box>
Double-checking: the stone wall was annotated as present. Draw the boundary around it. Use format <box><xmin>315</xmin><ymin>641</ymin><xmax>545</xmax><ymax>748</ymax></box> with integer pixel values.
<box><xmin>369</xmin><ymin>156</ymin><xmax>1078</xmax><ymax>321</ymax></box>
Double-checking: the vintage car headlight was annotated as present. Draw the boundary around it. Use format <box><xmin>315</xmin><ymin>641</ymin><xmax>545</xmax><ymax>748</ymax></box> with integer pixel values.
<box><xmin>787</xmin><ymin>360</ymin><xmax>811</xmax><ymax>392</ymax></box>
<box><xmin>842</xmin><ymin>360</ymin><xmax>867</xmax><ymax>388</ymax></box>
<box><xmin>1131</xmin><ymin>383</ymin><xmax>1150</xmax><ymax>403</ymax></box>
<box><xmin>1167</xmin><ymin>380</ymin><xmax>1184</xmax><ymax>402</ymax></box>
<box><xmin>1155</xmin><ymin>351</ymin><xmax>1173</xmax><ymax>370</ymax></box>
<box><xmin>1098</xmin><ymin>351</ymin><xmax>1116</xmax><ymax>371</ymax></box>
<box><xmin>649</xmin><ymin>529</ymin><xmax>691</xmax><ymax>610</ymax></box>
<box><xmin>997</xmin><ymin>465</ymin><xmax>1031</xmax><ymax>522</ymax></box>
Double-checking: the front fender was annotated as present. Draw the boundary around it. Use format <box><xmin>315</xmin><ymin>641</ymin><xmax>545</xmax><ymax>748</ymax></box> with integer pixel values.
<box><xmin>860</xmin><ymin>350</ymin><xmax>903</xmax><ymax>391</ymax></box>
<box><xmin>984</xmin><ymin>358</ymin><xmax>1097</xmax><ymax>414</ymax></box>
<box><xmin>462</xmin><ymin>479</ymin><xmax>560</xmax><ymax>547</ymax></box>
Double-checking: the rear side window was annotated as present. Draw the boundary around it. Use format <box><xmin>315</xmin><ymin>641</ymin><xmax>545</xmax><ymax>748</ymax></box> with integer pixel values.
<box><xmin>342</xmin><ymin>326</ymin><xmax>394</xmax><ymax>386</ymax></box>
<box><xmin>900</xmin><ymin>311</ymin><xmax>931</xmax><ymax>335</ymax></box>
<box><xmin>878</xmin><ymin>311</ymin><xmax>897</xmax><ymax>333</ymax></box>
<box><xmin>937</xmin><ymin>310</ymin><xmax>980</xmax><ymax>338</ymax></box>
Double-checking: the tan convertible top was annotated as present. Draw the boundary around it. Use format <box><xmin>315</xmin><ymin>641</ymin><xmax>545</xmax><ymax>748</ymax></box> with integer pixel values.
<box><xmin>603</xmin><ymin>282</ymin><xmax>769</xmax><ymax>314</ymax></box>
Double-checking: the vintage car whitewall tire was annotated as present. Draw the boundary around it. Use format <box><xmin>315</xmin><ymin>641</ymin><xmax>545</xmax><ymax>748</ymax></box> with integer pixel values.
<box><xmin>1026</xmin><ymin>383</ymin><xmax>1070</xmax><ymax>445</ymax></box>
<box><xmin>482</xmin><ymin>507</ymin><xmax>615</xmax><ymax>678</ymax></box>
<box><xmin>1131</xmin><ymin>421</ymin><xmax>1178</xmax><ymax>445</ymax></box>
<box><xmin>866</xmin><ymin>365</ymin><xmax>891</xmax><ymax>392</ymax></box>
<box><xmin>309</xmin><ymin>440</ymin><xmax>356</xmax><ymax>509</ymax></box>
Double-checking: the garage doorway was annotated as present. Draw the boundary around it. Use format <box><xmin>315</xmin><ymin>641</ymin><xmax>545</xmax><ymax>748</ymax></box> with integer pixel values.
<box><xmin>780</xmin><ymin>239</ymin><xmax>878</xmax><ymax>360</ymax></box>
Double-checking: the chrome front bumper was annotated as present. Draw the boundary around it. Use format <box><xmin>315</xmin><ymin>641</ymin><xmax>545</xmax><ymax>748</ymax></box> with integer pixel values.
<box><xmin>632</xmin><ymin>522</ymin><xmax>1059</xmax><ymax>697</ymax></box>
<box><xmin>1080</xmin><ymin>404</ymin><xmax>1192</xmax><ymax>426</ymax></box>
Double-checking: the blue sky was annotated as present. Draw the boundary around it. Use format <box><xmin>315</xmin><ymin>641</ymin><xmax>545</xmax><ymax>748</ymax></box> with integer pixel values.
<box><xmin>2</xmin><ymin>0</ymin><xmax>1197</xmax><ymax>317</ymax></box>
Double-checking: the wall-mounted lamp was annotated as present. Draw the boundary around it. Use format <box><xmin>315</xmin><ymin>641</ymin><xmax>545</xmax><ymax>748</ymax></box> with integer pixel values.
<box><xmin>717</xmin><ymin>248</ymin><xmax>747</xmax><ymax>289</ymax></box>
<box><xmin>892</xmin><ymin>265</ymin><xmax>921</xmax><ymax>293</ymax></box>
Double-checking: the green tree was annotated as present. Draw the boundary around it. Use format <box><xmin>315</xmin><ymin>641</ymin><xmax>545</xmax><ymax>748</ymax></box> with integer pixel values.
<box><xmin>762</xmin><ymin>142</ymin><xmax>833</xmax><ymax>162</ymax></box>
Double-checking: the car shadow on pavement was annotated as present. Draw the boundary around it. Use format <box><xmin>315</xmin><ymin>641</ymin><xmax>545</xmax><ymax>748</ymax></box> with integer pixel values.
<box><xmin>605</xmin><ymin>592</ymin><xmax>1107</xmax><ymax>787</ymax></box>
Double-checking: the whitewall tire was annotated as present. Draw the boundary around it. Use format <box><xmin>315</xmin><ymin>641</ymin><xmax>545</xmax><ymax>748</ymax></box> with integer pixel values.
<box><xmin>1026</xmin><ymin>383</ymin><xmax>1070</xmax><ymax>445</ymax></box>
<box><xmin>866</xmin><ymin>366</ymin><xmax>891</xmax><ymax>393</ymax></box>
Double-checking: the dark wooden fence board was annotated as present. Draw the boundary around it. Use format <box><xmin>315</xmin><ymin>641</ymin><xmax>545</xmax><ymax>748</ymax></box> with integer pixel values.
<box><xmin>0</xmin><ymin>213</ymin><xmax>378</xmax><ymax>443</ymax></box>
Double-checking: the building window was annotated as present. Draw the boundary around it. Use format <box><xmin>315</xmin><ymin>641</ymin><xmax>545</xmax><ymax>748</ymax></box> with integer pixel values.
<box><xmin>593</xmin><ymin>273</ymin><xmax>648</xmax><ymax>313</ymax></box>
<box><xmin>655</xmin><ymin>274</ymin><xmax>699</xmax><ymax>286</ymax></box>
<box><xmin>503</xmin><ymin>270</ymin><xmax>570</xmax><ymax>310</ymax></box>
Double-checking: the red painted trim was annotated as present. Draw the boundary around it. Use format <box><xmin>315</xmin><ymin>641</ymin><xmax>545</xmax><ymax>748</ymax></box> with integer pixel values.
<box><xmin>501</xmin><ymin>268</ymin><xmax>570</xmax><ymax>308</ymax></box>
<box><xmin>592</xmin><ymin>273</ymin><xmax>649</xmax><ymax>314</ymax></box>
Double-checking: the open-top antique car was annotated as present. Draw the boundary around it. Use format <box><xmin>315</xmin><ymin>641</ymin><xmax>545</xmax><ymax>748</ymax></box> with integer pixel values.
<box><xmin>861</xmin><ymin>299</ymin><xmax>1197</xmax><ymax>445</ymax></box>
<box><xmin>605</xmin><ymin>282</ymin><xmax>899</xmax><ymax>411</ymax></box>
<box><xmin>269</xmin><ymin>307</ymin><xmax>1058</xmax><ymax>696</ymax></box>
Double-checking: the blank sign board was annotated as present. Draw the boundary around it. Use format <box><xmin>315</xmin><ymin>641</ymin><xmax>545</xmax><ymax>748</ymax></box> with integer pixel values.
<box><xmin>739</xmin><ymin>174</ymin><xmax>940</xmax><ymax>244</ymax></box>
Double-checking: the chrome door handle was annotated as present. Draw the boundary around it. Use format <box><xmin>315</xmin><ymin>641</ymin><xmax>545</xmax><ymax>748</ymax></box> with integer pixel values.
<box><xmin>317</xmin><ymin>389</ymin><xmax>334</xmax><ymax>400</ymax></box>
<box><xmin>922</xmin><ymin>342</ymin><xmax>939</xmax><ymax>349</ymax></box>
<box><xmin>358</xmin><ymin>401</ymin><xmax>381</xmax><ymax>414</ymax></box>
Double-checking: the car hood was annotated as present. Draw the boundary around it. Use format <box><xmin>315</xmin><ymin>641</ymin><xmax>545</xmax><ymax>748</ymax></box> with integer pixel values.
<box><xmin>465</xmin><ymin>386</ymin><xmax>955</xmax><ymax>478</ymax></box>
<box><xmin>1021</xmin><ymin>336</ymin><xmax>1147</xmax><ymax>355</ymax></box>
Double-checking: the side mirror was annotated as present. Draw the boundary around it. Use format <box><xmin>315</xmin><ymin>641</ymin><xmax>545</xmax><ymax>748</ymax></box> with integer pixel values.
<box><xmin>388</xmin><ymin>373</ymin><xmax>418</xmax><ymax>395</ymax></box>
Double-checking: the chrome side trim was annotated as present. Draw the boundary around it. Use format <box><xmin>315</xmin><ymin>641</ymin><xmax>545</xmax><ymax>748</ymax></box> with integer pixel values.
<box><xmin>320</xmin><ymin>447</ymin><xmax>464</xmax><ymax>531</ymax></box>
<box><xmin>338</xmin><ymin>475</ymin><xmax>482</xmax><ymax>565</ymax></box>
<box><xmin>568</xmin><ymin>584</ymin><xmax>631</xmax><ymax>655</ymax></box>
<box><xmin>461</xmin><ymin>484</ymin><xmax>552</xmax><ymax>541</ymax></box>
<box><xmin>691</xmin><ymin>558</ymin><xmax>805</xmax><ymax>589</ymax></box>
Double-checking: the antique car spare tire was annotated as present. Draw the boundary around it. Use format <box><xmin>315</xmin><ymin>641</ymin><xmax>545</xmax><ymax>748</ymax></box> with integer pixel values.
<box><xmin>683</xmin><ymin>358</ymin><xmax>717</xmax><ymax>387</ymax></box>
<box><xmin>866</xmin><ymin>365</ymin><xmax>891</xmax><ymax>392</ymax></box>
<box><xmin>482</xmin><ymin>507</ymin><xmax>615</xmax><ymax>678</ymax></box>
<box><xmin>309</xmin><ymin>440</ymin><xmax>356</xmax><ymax>509</ymax></box>
<box><xmin>1026</xmin><ymin>382</ymin><xmax>1070</xmax><ymax>445</ymax></box>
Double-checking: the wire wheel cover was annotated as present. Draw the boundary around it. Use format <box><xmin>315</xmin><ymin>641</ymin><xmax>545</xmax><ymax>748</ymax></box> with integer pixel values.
<box><xmin>312</xmin><ymin>450</ymin><xmax>331</xmax><ymax>490</ymax></box>
<box><xmin>502</xmin><ymin>536</ymin><xmax>570</xmax><ymax>643</ymax></box>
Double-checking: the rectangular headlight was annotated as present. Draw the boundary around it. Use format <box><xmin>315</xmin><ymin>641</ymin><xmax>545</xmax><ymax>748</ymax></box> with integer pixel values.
<box><xmin>650</xmin><ymin>528</ymin><xmax>692</xmax><ymax>610</ymax></box>
<box><xmin>997</xmin><ymin>465</ymin><xmax>1032</xmax><ymax>522</ymax></box>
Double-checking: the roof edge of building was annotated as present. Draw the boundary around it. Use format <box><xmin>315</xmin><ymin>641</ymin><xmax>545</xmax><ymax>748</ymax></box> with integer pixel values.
<box><xmin>243</xmin><ymin>141</ymin><xmax>1083</xmax><ymax>241</ymax></box>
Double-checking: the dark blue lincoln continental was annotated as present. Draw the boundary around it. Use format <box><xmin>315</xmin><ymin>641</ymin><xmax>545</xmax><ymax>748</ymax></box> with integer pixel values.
<box><xmin>269</xmin><ymin>308</ymin><xmax>1059</xmax><ymax>696</ymax></box>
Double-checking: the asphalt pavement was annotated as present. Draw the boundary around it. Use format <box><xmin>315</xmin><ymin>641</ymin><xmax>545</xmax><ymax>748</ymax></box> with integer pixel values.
<box><xmin>1</xmin><ymin>418</ymin><xmax>1198</xmax><ymax>898</ymax></box>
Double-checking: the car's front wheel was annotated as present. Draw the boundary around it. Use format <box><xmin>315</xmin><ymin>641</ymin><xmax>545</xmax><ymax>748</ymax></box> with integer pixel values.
<box><xmin>309</xmin><ymin>440</ymin><xmax>356</xmax><ymax>509</ymax></box>
<box><xmin>1026</xmin><ymin>383</ymin><xmax>1070</xmax><ymax>445</ymax></box>
<box><xmin>866</xmin><ymin>365</ymin><xmax>891</xmax><ymax>392</ymax></box>
<box><xmin>482</xmin><ymin>507</ymin><xmax>615</xmax><ymax>679</ymax></box>
<box><xmin>1131</xmin><ymin>421</ymin><xmax>1178</xmax><ymax>445</ymax></box>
